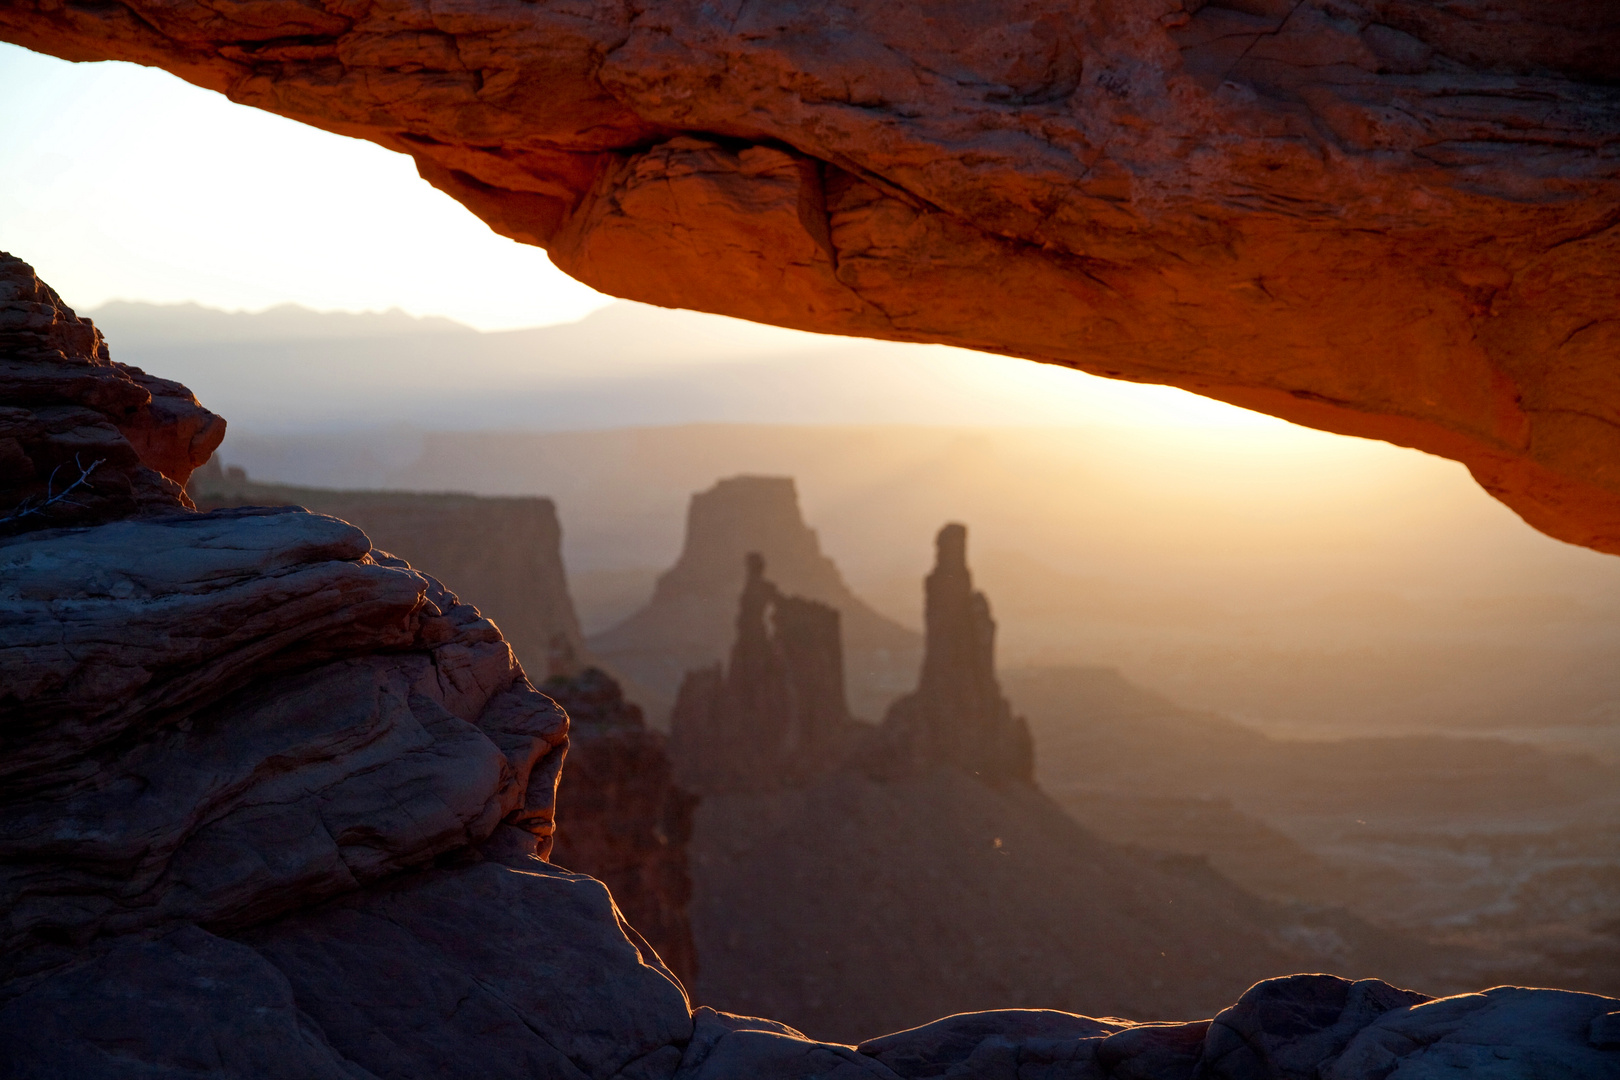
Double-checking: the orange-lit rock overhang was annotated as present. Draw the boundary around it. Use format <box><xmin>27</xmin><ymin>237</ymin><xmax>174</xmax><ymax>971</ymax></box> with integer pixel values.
<box><xmin>5</xmin><ymin>0</ymin><xmax>1617</xmax><ymax>549</ymax></box>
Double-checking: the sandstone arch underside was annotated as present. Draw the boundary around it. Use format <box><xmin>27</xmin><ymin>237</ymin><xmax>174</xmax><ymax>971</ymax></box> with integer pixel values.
<box><xmin>5</xmin><ymin>1</ymin><xmax>1619</xmax><ymax>549</ymax></box>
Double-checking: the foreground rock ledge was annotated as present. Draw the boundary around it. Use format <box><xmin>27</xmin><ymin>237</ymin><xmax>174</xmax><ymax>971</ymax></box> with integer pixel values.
<box><xmin>5</xmin><ymin>1</ymin><xmax>1620</xmax><ymax>551</ymax></box>
<box><xmin>2</xmin><ymin>254</ymin><xmax>1617</xmax><ymax>1076</ymax></box>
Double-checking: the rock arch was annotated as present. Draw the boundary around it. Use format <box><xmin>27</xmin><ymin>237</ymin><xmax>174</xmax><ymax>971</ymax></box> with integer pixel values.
<box><xmin>4</xmin><ymin>0</ymin><xmax>1618</xmax><ymax>549</ymax></box>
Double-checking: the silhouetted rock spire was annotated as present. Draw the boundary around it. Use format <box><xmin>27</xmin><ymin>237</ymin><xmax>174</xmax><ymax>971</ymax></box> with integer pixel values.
<box><xmin>589</xmin><ymin>476</ymin><xmax>920</xmax><ymax>722</ymax></box>
<box><xmin>878</xmin><ymin>523</ymin><xmax>1034</xmax><ymax>784</ymax></box>
<box><xmin>670</xmin><ymin>555</ymin><xmax>860</xmax><ymax>793</ymax></box>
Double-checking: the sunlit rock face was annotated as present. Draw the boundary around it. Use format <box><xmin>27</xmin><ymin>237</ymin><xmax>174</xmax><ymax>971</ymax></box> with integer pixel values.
<box><xmin>4</xmin><ymin>4</ymin><xmax>1620</xmax><ymax>551</ymax></box>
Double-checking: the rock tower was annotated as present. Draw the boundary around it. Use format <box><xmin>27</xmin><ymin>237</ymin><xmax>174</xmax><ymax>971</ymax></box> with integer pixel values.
<box><xmin>670</xmin><ymin>554</ymin><xmax>862</xmax><ymax>794</ymax></box>
<box><xmin>878</xmin><ymin>523</ymin><xmax>1034</xmax><ymax>784</ymax></box>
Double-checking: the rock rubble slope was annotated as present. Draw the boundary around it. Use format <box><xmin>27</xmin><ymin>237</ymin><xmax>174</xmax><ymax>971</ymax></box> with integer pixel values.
<box><xmin>2</xmin><ymin>252</ymin><xmax>1617</xmax><ymax>1076</ymax></box>
<box><xmin>3</xmin><ymin>3</ymin><xmax>1619</xmax><ymax>551</ymax></box>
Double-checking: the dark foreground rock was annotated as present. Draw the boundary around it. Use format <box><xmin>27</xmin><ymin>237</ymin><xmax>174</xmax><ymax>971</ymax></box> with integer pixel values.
<box><xmin>3</xmin><ymin>256</ymin><xmax>1615</xmax><ymax>1078</ymax></box>
<box><xmin>189</xmin><ymin>459</ymin><xmax>587</xmax><ymax>677</ymax></box>
<box><xmin>0</xmin><ymin>252</ymin><xmax>222</xmax><ymax>536</ymax></box>
<box><xmin>547</xmin><ymin>664</ymin><xmax>700</xmax><ymax>991</ymax></box>
<box><xmin>186</xmin><ymin>459</ymin><xmax>699</xmax><ymax>987</ymax></box>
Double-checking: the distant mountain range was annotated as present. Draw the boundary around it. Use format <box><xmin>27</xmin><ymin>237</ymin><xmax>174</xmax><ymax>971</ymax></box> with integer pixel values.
<box><xmin>84</xmin><ymin>298</ymin><xmax>1203</xmax><ymax>433</ymax></box>
<box><xmin>89</xmin><ymin>300</ymin><xmax>474</xmax><ymax>344</ymax></box>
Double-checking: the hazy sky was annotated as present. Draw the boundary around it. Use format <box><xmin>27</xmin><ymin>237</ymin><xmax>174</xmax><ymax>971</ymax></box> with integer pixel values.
<box><xmin>0</xmin><ymin>43</ymin><xmax>609</xmax><ymax>330</ymax></box>
<box><xmin>3</xmin><ymin>42</ymin><xmax>1295</xmax><ymax>434</ymax></box>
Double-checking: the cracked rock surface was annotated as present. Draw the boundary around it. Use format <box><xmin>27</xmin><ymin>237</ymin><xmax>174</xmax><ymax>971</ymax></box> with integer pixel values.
<box><xmin>3</xmin><ymin>4</ymin><xmax>1618</xmax><ymax>550</ymax></box>
<box><xmin>0</xmin><ymin>252</ymin><xmax>223</xmax><ymax>536</ymax></box>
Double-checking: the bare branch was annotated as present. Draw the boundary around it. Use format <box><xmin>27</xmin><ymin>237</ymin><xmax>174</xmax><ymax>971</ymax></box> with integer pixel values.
<box><xmin>0</xmin><ymin>455</ymin><xmax>105</xmax><ymax>525</ymax></box>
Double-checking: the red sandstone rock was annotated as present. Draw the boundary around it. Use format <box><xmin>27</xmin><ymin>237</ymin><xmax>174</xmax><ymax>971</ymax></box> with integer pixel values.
<box><xmin>0</xmin><ymin>252</ymin><xmax>224</xmax><ymax>534</ymax></box>
<box><xmin>2</xmin><ymin>256</ymin><xmax>1617</xmax><ymax>1080</ymax></box>
<box><xmin>3</xmin><ymin>7</ymin><xmax>1618</xmax><ymax>551</ymax></box>
<box><xmin>545</xmin><ymin>664</ymin><xmax>700</xmax><ymax>991</ymax></box>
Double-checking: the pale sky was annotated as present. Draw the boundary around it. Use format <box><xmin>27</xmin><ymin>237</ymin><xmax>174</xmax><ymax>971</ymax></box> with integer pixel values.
<box><xmin>0</xmin><ymin>43</ymin><xmax>612</xmax><ymax>330</ymax></box>
<box><xmin>0</xmin><ymin>41</ymin><xmax>1307</xmax><ymax>433</ymax></box>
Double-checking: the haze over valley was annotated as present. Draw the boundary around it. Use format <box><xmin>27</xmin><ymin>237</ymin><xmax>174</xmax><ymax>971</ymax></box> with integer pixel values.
<box><xmin>173</xmin><ymin>297</ymin><xmax>1620</xmax><ymax>1009</ymax></box>
<box><xmin>127</xmin><ymin>299</ymin><xmax>1620</xmax><ymax>756</ymax></box>
<box><xmin>8</xmin><ymin>14</ymin><xmax>1620</xmax><ymax>1075</ymax></box>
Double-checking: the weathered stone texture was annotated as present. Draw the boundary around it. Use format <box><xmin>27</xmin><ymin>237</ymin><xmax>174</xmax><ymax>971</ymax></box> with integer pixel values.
<box><xmin>1</xmin><ymin>255</ymin><xmax>1617</xmax><ymax>1080</ymax></box>
<box><xmin>189</xmin><ymin>460</ymin><xmax>589</xmax><ymax>676</ymax></box>
<box><xmin>0</xmin><ymin>252</ymin><xmax>223</xmax><ymax>535</ymax></box>
<box><xmin>547</xmin><ymin>664</ymin><xmax>700</xmax><ymax>991</ymax></box>
<box><xmin>3</xmin><ymin>6</ymin><xmax>1618</xmax><ymax>550</ymax></box>
<box><xmin>0</xmin><ymin>508</ymin><xmax>571</xmax><ymax>985</ymax></box>
<box><xmin>878</xmin><ymin>524</ymin><xmax>1035</xmax><ymax>785</ymax></box>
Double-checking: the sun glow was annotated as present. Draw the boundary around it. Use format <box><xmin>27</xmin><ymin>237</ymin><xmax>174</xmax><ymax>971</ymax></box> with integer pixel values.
<box><xmin>0</xmin><ymin>44</ymin><xmax>610</xmax><ymax>331</ymax></box>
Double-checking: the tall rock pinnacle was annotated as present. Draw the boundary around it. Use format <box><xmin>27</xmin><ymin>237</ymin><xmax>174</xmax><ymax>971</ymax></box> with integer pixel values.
<box><xmin>591</xmin><ymin>476</ymin><xmax>919</xmax><ymax>723</ymax></box>
<box><xmin>879</xmin><ymin>524</ymin><xmax>1033</xmax><ymax>784</ymax></box>
<box><xmin>669</xmin><ymin>554</ymin><xmax>859</xmax><ymax>794</ymax></box>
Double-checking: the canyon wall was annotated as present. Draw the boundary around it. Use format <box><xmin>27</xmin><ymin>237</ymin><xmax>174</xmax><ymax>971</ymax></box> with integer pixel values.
<box><xmin>3</xmin><ymin>2</ymin><xmax>1619</xmax><ymax>552</ymax></box>
<box><xmin>190</xmin><ymin>462</ymin><xmax>585</xmax><ymax>676</ymax></box>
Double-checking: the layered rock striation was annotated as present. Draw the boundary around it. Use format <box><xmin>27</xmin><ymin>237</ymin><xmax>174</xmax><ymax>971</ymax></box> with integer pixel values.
<box><xmin>4</xmin><ymin>5</ymin><xmax>1620</xmax><ymax>551</ymax></box>
<box><xmin>190</xmin><ymin>459</ymin><xmax>587</xmax><ymax>677</ymax></box>
<box><xmin>188</xmin><ymin>458</ymin><xmax>701</xmax><ymax>990</ymax></box>
<box><xmin>0</xmin><ymin>252</ymin><xmax>223</xmax><ymax>536</ymax></box>
<box><xmin>4</xmin><ymin>254</ymin><xmax>1619</xmax><ymax>1076</ymax></box>
<box><xmin>0</xmin><ymin>503</ymin><xmax>578</xmax><ymax>984</ymax></box>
